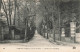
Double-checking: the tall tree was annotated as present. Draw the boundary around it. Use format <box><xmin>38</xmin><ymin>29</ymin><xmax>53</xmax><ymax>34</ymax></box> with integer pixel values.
<box><xmin>0</xmin><ymin>0</ymin><xmax>2</xmax><ymax>11</ymax></box>
<box><xmin>2</xmin><ymin>0</ymin><xmax>9</xmax><ymax>27</ymax></box>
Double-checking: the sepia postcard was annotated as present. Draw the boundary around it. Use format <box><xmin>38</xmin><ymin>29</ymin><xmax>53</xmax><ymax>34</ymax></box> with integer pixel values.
<box><xmin>0</xmin><ymin>0</ymin><xmax>80</xmax><ymax>52</ymax></box>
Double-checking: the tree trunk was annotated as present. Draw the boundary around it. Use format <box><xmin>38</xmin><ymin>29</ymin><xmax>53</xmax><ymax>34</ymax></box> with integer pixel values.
<box><xmin>0</xmin><ymin>0</ymin><xmax>2</xmax><ymax>10</ymax></box>
<box><xmin>58</xmin><ymin>0</ymin><xmax>61</xmax><ymax>41</ymax></box>
<box><xmin>53</xmin><ymin>28</ymin><xmax>56</xmax><ymax>42</ymax></box>
<box><xmin>52</xmin><ymin>6</ymin><xmax>56</xmax><ymax>42</ymax></box>
<box><xmin>9</xmin><ymin>0</ymin><xmax>11</xmax><ymax>25</ymax></box>
<box><xmin>12</xmin><ymin>30</ymin><xmax>15</xmax><ymax>39</ymax></box>
<box><xmin>1</xmin><ymin>27</ymin><xmax>4</xmax><ymax>40</ymax></box>
<box><xmin>24</xmin><ymin>18</ymin><xmax>28</xmax><ymax>41</ymax></box>
<box><xmin>9</xmin><ymin>28</ymin><xmax>11</xmax><ymax>39</ymax></box>
<box><xmin>9</xmin><ymin>0</ymin><xmax>12</xmax><ymax>38</ymax></box>
<box><xmin>14</xmin><ymin>0</ymin><xmax>17</xmax><ymax>25</ymax></box>
<box><xmin>43</xmin><ymin>24</ymin><xmax>45</xmax><ymax>37</ymax></box>
<box><xmin>17</xmin><ymin>7</ymin><xmax>20</xmax><ymax>27</ymax></box>
<box><xmin>25</xmin><ymin>23</ymin><xmax>27</xmax><ymax>39</ymax></box>
<box><xmin>52</xmin><ymin>17</ymin><xmax>56</xmax><ymax>42</ymax></box>
<box><xmin>47</xmin><ymin>27</ymin><xmax>49</xmax><ymax>39</ymax></box>
<box><xmin>46</xmin><ymin>17</ymin><xmax>49</xmax><ymax>39</ymax></box>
